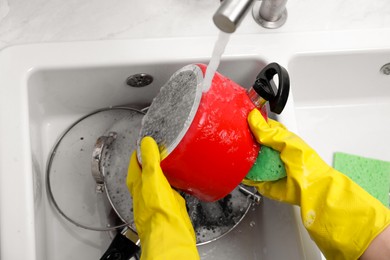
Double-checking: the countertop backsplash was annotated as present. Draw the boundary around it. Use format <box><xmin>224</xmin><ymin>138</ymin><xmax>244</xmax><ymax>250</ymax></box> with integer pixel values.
<box><xmin>1</xmin><ymin>0</ymin><xmax>390</xmax><ymax>50</ymax></box>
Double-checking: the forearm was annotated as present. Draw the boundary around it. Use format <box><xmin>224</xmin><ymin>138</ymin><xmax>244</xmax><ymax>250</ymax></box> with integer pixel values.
<box><xmin>360</xmin><ymin>225</ymin><xmax>390</xmax><ymax>260</ymax></box>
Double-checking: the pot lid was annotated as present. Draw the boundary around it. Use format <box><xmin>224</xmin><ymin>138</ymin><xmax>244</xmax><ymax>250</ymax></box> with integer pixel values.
<box><xmin>46</xmin><ymin>107</ymin><xmax>143</xmax><ymax>231</ymax></box>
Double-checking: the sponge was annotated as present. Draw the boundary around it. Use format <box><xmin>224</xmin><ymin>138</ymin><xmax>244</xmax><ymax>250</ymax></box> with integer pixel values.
<box><xmin>333</xmin><ymin>152</ymin><xmax>390</xmax><ymax>207</ymax></box>
<box><xmin>245</xmin><ymin>146</ymin><xmax>287</xmax><ymax>181</ymax></box>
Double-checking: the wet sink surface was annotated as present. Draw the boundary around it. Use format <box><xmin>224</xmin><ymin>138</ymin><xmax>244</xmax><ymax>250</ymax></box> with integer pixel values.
<box><xmin>0</xmin><ymin>38</ymin><xmax>320</xmax><ymax>259</ymax></box>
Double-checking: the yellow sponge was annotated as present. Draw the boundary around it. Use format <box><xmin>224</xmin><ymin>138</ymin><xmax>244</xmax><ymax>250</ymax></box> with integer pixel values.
<box><xmin>333</xmin><ymin>152</ymin><xmax>390</xmax><ymax>207</ymax></box>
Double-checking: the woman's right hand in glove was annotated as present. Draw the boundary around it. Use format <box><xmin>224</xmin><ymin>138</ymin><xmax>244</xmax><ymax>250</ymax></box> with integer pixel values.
<box><xmin>242</xmin><ymin>108</ymin><xmax>390</xmax><ymax>260</ymax></box>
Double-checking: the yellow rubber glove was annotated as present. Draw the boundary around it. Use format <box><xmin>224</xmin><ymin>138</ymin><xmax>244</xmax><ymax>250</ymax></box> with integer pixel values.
<box><xmin>127</xmin><ymin>136</ymin><xmax>200</xmax><ymax>260</ymax></box>
<box><xmin>243</xmin><ymin>109</ymin><xmax>390</xmax><ymax>260</ymax></box>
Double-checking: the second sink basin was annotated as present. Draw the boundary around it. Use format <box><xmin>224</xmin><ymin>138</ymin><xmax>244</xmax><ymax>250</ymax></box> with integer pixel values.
<box><xmin>289</xmin><ymin>50</ymin><xmax>390</xmax><ymax>166</ymax></box>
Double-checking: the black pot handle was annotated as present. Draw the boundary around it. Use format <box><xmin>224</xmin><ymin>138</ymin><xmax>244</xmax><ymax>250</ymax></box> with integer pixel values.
<box><xmin>252</xmin><ymin>63</ymin><xmax>290</xmax><ymax>114</ymax></box>
<box><xmin>100</xmin><ymin>232</ymin><xmax>140</xmax><ymax>260</ymax></box>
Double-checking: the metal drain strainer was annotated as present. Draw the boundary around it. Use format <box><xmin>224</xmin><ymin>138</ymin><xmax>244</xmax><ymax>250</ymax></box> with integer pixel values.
<box><xmin>47</xmin><ymin>106</ymin><xmax>260</xmax><ymax>244</ymax></box>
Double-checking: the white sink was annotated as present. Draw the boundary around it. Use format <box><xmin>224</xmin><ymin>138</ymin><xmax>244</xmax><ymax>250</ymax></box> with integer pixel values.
<box><xmin>289</xmin><ymin>50</ymin><xmax>390</xmax><ymax>217</ymax></box>
<box><xmin>0</xmin><ymin>38</ymin><xmax>321</xmax><ymax>260</ymax></box>
<box><xmin>289</xmin><ymin>50</ymin><xmax>390</xmax><ymax>165</ymax></box>
<box><xmin>2</xmin><ymin>28</ymin><xmax>390</xmax><ymax>259</ymax></box>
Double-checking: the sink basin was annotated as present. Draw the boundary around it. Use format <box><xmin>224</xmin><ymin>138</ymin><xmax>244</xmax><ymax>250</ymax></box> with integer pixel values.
<box><xmin>0</xmin><ymin>38</ymin><xmax>321</xmax><ymax>259</ymax></box>
<box><xmin>289</xmin><ymin>50</ymin><xmax>390</xmax><ymax>166</ymax></box>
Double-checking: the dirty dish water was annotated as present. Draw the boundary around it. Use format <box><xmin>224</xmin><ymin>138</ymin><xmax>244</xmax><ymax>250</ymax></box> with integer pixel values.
<box><xmin>203</xmin><ymin>31</ymin><xmax>231</xmax><ymax>92</ymax></box>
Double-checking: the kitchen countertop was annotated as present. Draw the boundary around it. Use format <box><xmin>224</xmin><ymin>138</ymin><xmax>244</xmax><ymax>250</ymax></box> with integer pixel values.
<box><xmin>1</xmin><ymin>0</ymin><xmax>390</xmax><ymax>51</ymax></box>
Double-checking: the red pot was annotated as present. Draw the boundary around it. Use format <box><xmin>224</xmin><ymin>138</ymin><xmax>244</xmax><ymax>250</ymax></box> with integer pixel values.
<box><xmin>139</xmin><ymin>63</ymin><xmax>289</xmax><ymax>201</ymax></box>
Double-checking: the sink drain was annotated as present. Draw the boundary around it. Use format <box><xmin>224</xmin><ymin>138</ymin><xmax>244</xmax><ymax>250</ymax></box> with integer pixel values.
<box><xmin>380</xmin><ymin>63</ymin><xmax>390</xmax><ymax>75</ymax></box>
<box><xmin>126</xmin><ymin>73</ymin><xmax>154</xmax><ymax>87</ymax></box>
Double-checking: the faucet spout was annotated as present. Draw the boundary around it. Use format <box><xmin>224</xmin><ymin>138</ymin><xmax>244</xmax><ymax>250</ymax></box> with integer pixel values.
<box><xmin>213</xmin><ymin>0</ymin><xmax>254</xmax><ymax>33</ymax></box>
<box><xmin>213</xmin><ymin>0</ymin><xmax>288</xmax><ymax>33</ymax></box>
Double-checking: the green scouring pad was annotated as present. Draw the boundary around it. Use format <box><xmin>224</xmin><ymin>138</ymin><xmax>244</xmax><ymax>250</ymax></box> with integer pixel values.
<box><xmin>333</xmin><ymin>152</ymin><xmax>390</xmax><ymax>207</ymax></box>
<box><xmin>245</xmin><ymin>146</ymin><xmax>287</xmax><ymax>181</ymax></box>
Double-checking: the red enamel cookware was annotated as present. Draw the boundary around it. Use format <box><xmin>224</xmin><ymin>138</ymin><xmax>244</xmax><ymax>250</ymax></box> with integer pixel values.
<box><xmin>138</xmin><ymin>63</ymin><xmax>289</xmax><ymax>201</ymax></box>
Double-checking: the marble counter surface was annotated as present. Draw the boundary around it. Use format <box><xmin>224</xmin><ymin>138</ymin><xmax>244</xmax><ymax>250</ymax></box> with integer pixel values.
<box><xmin>1</xmin><ymin>0</ymin><xmax>390</xmax><ymax>51</ymax></box>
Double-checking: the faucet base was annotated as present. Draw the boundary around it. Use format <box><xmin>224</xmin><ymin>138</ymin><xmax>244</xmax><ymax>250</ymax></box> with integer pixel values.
<box><xmin>252</xmin><ymin>1</ymin><xmax>287</xmax><ymax>29</ymax></box>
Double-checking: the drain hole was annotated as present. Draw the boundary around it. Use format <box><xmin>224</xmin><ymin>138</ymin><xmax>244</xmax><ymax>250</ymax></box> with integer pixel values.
<box><xmin>126</xmin><ymin>73</ymin><xmax>154</xmax><ymax>87</ymax></box>
<box><xmin>380</xmin><ymin>63</ymin><xmax>390</xmax><ymax>75</ymax></box>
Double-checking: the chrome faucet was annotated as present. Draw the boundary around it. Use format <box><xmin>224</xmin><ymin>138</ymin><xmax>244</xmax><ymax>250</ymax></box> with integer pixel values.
<box><xmin>213</xmin><ymin>0</ymin><xmax>288</xmax><ymax>33</ymax></box>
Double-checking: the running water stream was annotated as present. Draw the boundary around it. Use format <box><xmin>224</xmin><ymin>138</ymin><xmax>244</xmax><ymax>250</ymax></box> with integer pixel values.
<box><xmin>202</xmin><ymin>31</ymin><xmax>231</xmax><ymax>92</ymax></box>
